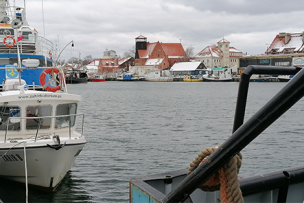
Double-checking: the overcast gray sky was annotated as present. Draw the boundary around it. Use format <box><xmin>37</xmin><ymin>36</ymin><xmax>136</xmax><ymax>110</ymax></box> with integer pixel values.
<box><xmin>22</xmin><ymin>0</ymin><xmax>304</xmax><ymax>60</ymax></box>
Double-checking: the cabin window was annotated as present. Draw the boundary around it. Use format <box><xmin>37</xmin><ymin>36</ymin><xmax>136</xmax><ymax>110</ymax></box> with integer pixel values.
<box><xmin>0</xmin><ymin>106</ymin><xmax>20</xmax><ymax>131</ymax></box>
<box><xmin>0</xmin><ymin>29</ymin><xmax>14</xmax><ymax>36</ymax></box>
<box><xmin>22</xmin><ymin>31</ymin><xmax>33</xmax><ymax>41</ymax></box>
<box><xmin>26</xmin><ymin>105</ymin><xmax>52</xmax><ymax>129</ymax></box>
<box><xmin>55</xmin><ymin>103</ymin><xmax>77</xmax><ymax>129</ymax></box>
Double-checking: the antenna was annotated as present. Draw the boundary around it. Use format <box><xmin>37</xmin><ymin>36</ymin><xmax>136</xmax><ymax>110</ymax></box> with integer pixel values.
<box><xmin>41</xmin><ymin>0</ymin><xmax>45</xmax><ymax>37</ymax></box>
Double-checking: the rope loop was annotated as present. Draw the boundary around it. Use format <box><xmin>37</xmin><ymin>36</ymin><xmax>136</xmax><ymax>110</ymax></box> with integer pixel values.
<box><xmin>188</xmin><ymin>146</ymin><xmax>244</xmax><ymax>203</ymax></box>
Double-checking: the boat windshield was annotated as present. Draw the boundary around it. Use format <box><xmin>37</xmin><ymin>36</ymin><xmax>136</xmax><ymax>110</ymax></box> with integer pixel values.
<box><xmin>55</xmin><ymin>103</ymin><xmax>77</xmax><ymax>128</ymax></box>
<box><xmin>26</xmin><ymin>105</ymin><xmax>52</xmax><ymax>129</ymax></box>
<box><xmin>0</xmin><ymin>106</ymin><xmax>20</xmax><ymax>131</ymax></box>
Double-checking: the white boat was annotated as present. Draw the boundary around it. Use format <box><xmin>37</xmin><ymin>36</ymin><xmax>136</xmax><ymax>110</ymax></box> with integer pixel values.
<box><xmin>278</xmin><ymin>75</ymin><xmax>294</xmax><ymax>82</ymax></box>
<box><xmin>130</xmin><ymin>65</ymin><xmax>304</xmax><ymax>203</ymax></box>
<box><xmin>145</xmin><ymin>70</ymin><xmax>173</xmax><ymax>82</ymax></box>
<box><xmin>0</xmin><ymin>0</ymin><xmax>86</xmax><ymax>191</ymax></box>
<box><xmin>116</xmin><ymin>72</ymin><xmax>144</xmax><ymax>81</ymax></box>
<box><xmin>202</xmin><ymin>68</ymin><xmax>233</xmax><ymax>82</ymax></box>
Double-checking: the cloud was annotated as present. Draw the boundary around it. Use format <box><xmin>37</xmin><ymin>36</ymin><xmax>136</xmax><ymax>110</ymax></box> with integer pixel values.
<box><xmin>18</xmin><ymin>0</ymin><xmax>304</xmax><ymax>61</ymax></box>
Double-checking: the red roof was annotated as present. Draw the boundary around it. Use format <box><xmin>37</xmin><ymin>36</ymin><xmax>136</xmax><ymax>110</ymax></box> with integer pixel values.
<box><xmin>137</xmin><ymin>42</ymin><xmax>185</xmax><ymax>58</ymax></box>
<box><xmin>218</xmin><ymin>38</ymin><xmax>230</xmax><ymax>43</ymax></box>
<box><xmin>266</xmin><ymin>32</ymin><xmax>304</xmax><ymax>54</ymax></box>
<box><xmin>135</xmin><ymin>35</ymin><xmax>147</xmax><ymax>39</ymax></box>
<box><xmin>161</xmin><ymin>43</ymin><xmax>186</xmax><ymax>57</ymax></box>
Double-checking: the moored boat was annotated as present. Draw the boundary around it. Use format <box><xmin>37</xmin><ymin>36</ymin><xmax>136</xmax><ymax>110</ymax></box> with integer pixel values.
<box><xmin>278</xmin><ymin>75</ymin><xmax>294</xmax><ymax>82</ymax></box>
<box><xmin>116</xmin><ymin>72</ymin><xmax>144</xmax><ymax>81</ymax></box>
<box><xmin>183</xmin><ymin>75</ymin><xmax>203</xmax><ymax>82</ymax></box>
<box><xmin>0</xmin><ymin>0</ymin><xmax>86</xmax><ymax>192</ymax></box>
<box><xmin>89</xmin><ymin>74</ymin><xmax>105</xmax><ymax>82</ymax></box>
<box><xmin>202</xmin><ymin>67</ymin><xmax>233</xmax><ymax>82</ymax></box>
<box><xmin>65</xmin><ymin>69</ymin><xmax>88</xmax><ymax>84</ymax></box>
<box><xmin>130</xmin><ymin>65</ymin><xmax>304</xmax><ymax>203</ymax></box>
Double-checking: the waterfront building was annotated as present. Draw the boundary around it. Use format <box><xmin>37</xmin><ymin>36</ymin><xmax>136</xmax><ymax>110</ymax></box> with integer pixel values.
<box><xmin>239</xmin><ymin>32</ymin><xmax>304</xmax><ymax>74</ymax></box>
<box><xmin>266</xmin><ymin>32</ymin><xmax>304</xmax><ymax>55</ymax></box>
<box><xmin>193</xmin><ymin>38</ymin><xmax>245</xmax><ymax>73</ymax></box>
<box><xmin>170</xmin><ymin>61</ymin><xmax>206</xmax><ymax>77</ymax></box>
<box><xmin>97</xmin><ymin>49</ymin><xmax>134</xmax><ymax>75</ymax></box>
<box><xmin>131</xmin><ymin>35</ymin><xmax>188</xmax><ymax>76</ymax></box>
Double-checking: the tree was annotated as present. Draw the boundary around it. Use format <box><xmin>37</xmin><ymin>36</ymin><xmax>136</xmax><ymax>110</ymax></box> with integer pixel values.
<box><xmin>83</xmin><ymin>55</ymin><xmax>93</xmax><ymax>65</ymax></box>
<box><xmin>185</xmin><ymin>46</ymin><xmax>195</xmax><ymax>58</ymax></box>
<box><xmin>67</xmin><ymin>57</ymin><xmax>78</xmax><ymax>64</ymax></box>
<box><xmin>123</xmin><ymin>46</ymin><xmax>135</xmax><ymax>58</ymax></box>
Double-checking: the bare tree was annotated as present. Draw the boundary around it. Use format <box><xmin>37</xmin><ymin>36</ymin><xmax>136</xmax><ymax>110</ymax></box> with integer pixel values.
<box><xmin>67</xmin><ymin>57</ymin><xmax>78</xmax><ymax>64</ymax></box>
<box><xmin>185</xmin><ymin>46</ymin><xmax>195</xmax><ymax>58</ymax></box>
<box><xmin>83</xmin><ymin>55</ymin><xmax>93</xmax><ymax>65</ymax></box>
<box><xmin>123</xmin><ymin>46</ymin><xmax>135</xmax><ymax>58</ymax></box>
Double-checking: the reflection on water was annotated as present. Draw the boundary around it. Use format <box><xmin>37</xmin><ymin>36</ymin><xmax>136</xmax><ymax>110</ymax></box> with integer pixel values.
<box><xmin>1</xmin><ymin>81</ymin><xmax>304</xmax><ymax>202</ymax></box>
<box><xmin>0</xmin><ymin>171</ymin><xmax>93</xmax><ymax>203</ymax></box>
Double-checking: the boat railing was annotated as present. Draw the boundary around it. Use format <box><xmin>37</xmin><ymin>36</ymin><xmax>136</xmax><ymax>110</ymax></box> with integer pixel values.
<box><xmin>0</xmin><ymin>35</ymin><xmax>53</xmax><ymax>57</ymax></box>
<box><xmin>35</xmin><ymin>36</ymin><xmax>54</xmax><ymax>57</ymax></box>
<box><xmin>1</xmin><ymin>114</ymin><xmax>84</xmax><ymax>143</ymax></box>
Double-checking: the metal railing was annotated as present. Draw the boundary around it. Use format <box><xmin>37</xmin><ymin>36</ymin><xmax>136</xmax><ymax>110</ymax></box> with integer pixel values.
<box><xmin>1</xmin><ymin>114</ymin><xmax>84</xmax><ymax>143</ymax></box>
<box><xmin>0</xmin><ymin>35</ymin><xmax>53</xmax><ymax>57</ymax></box>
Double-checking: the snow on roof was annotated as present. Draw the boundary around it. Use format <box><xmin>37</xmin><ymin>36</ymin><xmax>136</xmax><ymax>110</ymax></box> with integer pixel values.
<box><xmin>195</xmin><ymin>45</ymin><xmax>221</xmax><ymax>58</ymax></box>
<box><xmin>88</xmin><ymin>60</ymin><xmax>99</xmax><ymax>66</ymax></box>
<box><xmin>170</xmin><ymin>61</ymin><xmax>202</xmax><ymax>71</ymax></box>
<box><xmin>85</xmin><ymin>65</ymin><xmax>98</xmax><ymax>70</ymax></box>
<box><xmin>218</xmin><ymin>38</ymin><xmax>230</xmax><ymax>43</ymax></box>
<box><xmin>138</xmin><ymin>43</ymin><xmax>157</xmax><ymax>58</ymax></box>
<box><xmin>145</xmin><ymin>58</ymin><xmax>164</xmax><ymax>65</ymax></box>
<box><xmin>229</xmin><ymin>47</ymin><xmax>242</xmax><ymax>53</ymax></box>
<box><xmin>267</xmin><ymin>33</ymin><xmax>304</xmax><ymax>53</ymax></box>
<box><xmin>119</xmin><ymin>57</ymin><xmax>131</xmax><ymax>65</ymax></box>
<box><xmin>279</xmin><ymin>34</ymin><xmax>303</xmax><ymax>52</ymax></box>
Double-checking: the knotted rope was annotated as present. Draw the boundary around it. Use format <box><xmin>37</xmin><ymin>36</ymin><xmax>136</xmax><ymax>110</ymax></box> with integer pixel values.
<box><xmin>188</xmin><ymin>146</ymin><xmax>244</xmax><ymax>203</ymax></box>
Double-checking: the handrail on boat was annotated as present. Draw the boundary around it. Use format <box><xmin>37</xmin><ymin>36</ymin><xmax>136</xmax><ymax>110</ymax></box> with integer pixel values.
<box><xmin>2</xmin><ymin>114</ymin><xmax>84</xmax><ymax>143</ymax></box>
<box><xmin>162</xmin><ymin>65</ymin><xmax>304</xmax><ymax>203</ymax></box>
<box><xmin>233</xmin><ymin>65</ymin><xmax>302</xmax><ymax>133</ymax></box>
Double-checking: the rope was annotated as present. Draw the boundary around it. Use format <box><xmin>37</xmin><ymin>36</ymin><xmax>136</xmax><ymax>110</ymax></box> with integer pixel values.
<box><xmin>24</xmin><ymin>143</ymin><xmax>28</xmax><ymax>203</ymax></box>
<box><xmin>188</xmin><ymin>146</ymin><xmax>243</xmax><ymax>203</ymax></box>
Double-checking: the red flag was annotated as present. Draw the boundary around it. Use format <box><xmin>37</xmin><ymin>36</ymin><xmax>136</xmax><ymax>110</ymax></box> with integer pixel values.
<box><xmin>17</xmin><ymin>35</ymin><xmax>23</xmax><ymax>41</ymax></box>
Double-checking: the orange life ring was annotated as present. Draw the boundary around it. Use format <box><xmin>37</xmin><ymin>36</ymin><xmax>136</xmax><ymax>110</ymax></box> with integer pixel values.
<box><xmin>3</xmin><ymin>36</ymin><xmax>15</xmax><ymax>48</ymax></box>
<box><xmin>39</xmin><ymin>68</ymin><xmax>63</xmax><ymax>92</ymax></box>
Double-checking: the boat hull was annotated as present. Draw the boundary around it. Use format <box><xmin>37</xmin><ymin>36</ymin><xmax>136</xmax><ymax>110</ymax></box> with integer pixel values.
<box><xmin>130</xmin><ymin>167</ymin><xmax>304</xmax><ymax>203</ymax></box>
<box><xmin>0</xmin><ymin>140</ymin><xmax>86</xmax><ymax>191</ymax></box>
<box><xmin>90</xmin><ymin>78</ymin><xmax>105</xmax><ymax>82</ymax></box>
<box><xmin>202</xmin><ymin>78</ymin><xmax>233</xmax><ymax>82</ymax></box>
<box><xmin>183</xmin><ymin>79</ymin><xmax>203</xmax><ymax>82</ymax></box>
<box><xmin>65</xmin><ymin>77</ymin><xmax>88</xmax><ymax>84</ymax></box>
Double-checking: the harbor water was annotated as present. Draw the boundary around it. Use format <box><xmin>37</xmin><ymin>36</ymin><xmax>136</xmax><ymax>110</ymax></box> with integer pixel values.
<box><xmin>1</xmin><ymin>81</ymin><xmax>304</xmax><ymax>202</ymax></box>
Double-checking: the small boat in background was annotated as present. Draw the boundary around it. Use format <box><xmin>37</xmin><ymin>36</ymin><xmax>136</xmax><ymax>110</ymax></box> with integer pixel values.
<box><xmin>116</xmin><ymin>72</ymin><xmax>144</xmax><ymax>81</ymax></box>
<box><xmin>65</xmin><ymin>69</ymin><xmax>88</xmax><ymax>84</ymax></box>
<box><xmin>89</xmin><ymin>74</ymin><xmax>105</xmax><ymax>82</ymax></box>
<box><xmin>202</xmin><ymin>68</ymin><xmax>233</xmax><ymax>82</ymax></box>
<box><xmin>278</xmin><ymin>75</ymin><xmax>294</xmax><ymax>82</ymax></box>
<box><xmin>183</xmin><ymin>75</ymin><xmax>203</xmax><ymax>82</ymax></box>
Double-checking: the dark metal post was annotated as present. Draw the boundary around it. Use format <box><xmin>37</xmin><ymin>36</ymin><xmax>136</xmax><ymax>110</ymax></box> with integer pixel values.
<box><xmin>233</xmin><ymin>65</ymin><xmax>301</xmax><ymax>132</ymax></box>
